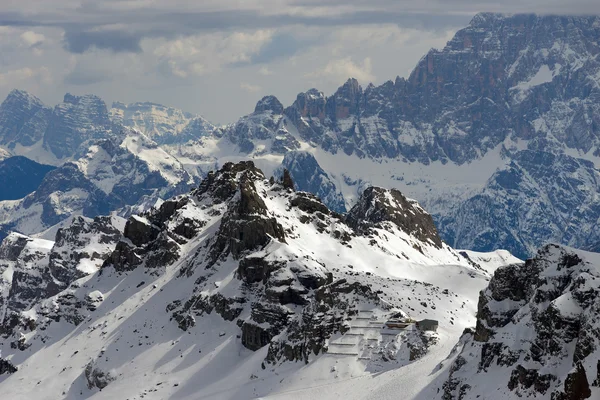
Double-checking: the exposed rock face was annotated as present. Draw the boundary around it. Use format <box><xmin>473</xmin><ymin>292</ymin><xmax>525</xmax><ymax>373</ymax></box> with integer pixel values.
<box><xmin>210</xmin><ymin>167</ymin><xmax>286</xmax><ymax>261</ymax></box>
<box><xmin>123</xmin><ymin>216</ymin><xmax>160</xmax><ymax>247</ymax></box>
<box><xmin>347</xmin><ymin>186</ymin><xmax>443</xmax><ymax>248</ymax></box>
<box><xmin>0</xmin><ymin>233</ymin><xmax>53</xmax><ymax>321</ymax></box>
<box><xmin>0</xmin><ymin>215</ymin><xmax>121</xmax><ymax>334</ymax></box>
<box><xmin>0</xmin><ymin>90</ymin><xmax>49</xmax><ymax>148</ymax></box>
<box><xmin>85</xmin><ymin>360</ymin><xmax>115</xmax><ymax>390</ymax></box>
<box><xmin>0</xmin><ymin>358</ymin><xmax>17</xmax><ymax>375</ymax></box>
<box><xmin>48</xmin><ymin>216</ymin><xmax>122</xmax><ymax>285</ymax></box>
<box><xmin>285</xmin><ymin>15</ymin><xmax>600</xmax><ymax>163</ymax></box>
<box><xmin>443</xmin><ymin>245</ymin><xmax>600</xmax><ymax>399</ymax></box>
<box><xmin>43</xmin><ymin>93</ymin><xmax>113</xmax><ymax>159</ymax></box>
<box><xmin>281</xmin><ymin>169</ymin><xmax>294</xmax><ymax>190</ymax></box>
<box><xmin>254</xmin><ymin>95</ymin><xmax>284</xmax><ymax>115</ymax></box>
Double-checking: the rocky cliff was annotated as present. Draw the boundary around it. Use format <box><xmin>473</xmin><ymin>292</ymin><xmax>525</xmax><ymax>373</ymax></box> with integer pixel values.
<box><xmin>442</xmin><ymin>244</ymin><xmax>600</xmax><ymax>399</ymax></box>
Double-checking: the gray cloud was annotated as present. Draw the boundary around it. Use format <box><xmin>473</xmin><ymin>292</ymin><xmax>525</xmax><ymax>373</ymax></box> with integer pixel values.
<box><xmin>63</xmin><ymin>29</ymin><xmax>143</xmax><ymax>53</ymax></box>
<box><xmin>1</xmin><ymin>2</ymin><xmax>599</xmax><ymax>55</ymax></box>
<box><xmin>0</xmin><ymin>7</ymin><xmax>471</xmax><ymax>54</ymax></box>
<box><xmin>1</xmin><ymin>1</ymin><xmax>599</xmax><ymax>123</ymax></box>
<box><xmin>231</xmin><ymin>33</ymin><xmax>316</xmax><ymax>66</ymax></box>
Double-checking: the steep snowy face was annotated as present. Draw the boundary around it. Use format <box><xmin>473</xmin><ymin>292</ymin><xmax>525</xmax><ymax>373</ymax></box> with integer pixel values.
<box><xmin>437</xmin><ymin>150</ymin><xmax>600</xmax><ymax>259</ymax></box>
<box><xmin>0</xmin><ymin>131</ymin><xmax>195</xmax><ymax>240</ymax></box>
<box><xmin>442</xmin><ymin>244</ymin><xmax>600</xmax><ymax>400</ymax></box>
<box><xmin>0</xmin><ymin>161</ymin><xmax>519</xmax><ymax>399</ymax></box>
<box><xmin>109</xmin><ymin>102</ymin><xmax>215</xmax><ymax>145</ymax></box>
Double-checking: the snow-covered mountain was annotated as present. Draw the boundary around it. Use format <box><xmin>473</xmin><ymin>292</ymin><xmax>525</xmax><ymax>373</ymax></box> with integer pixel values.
<box><xmin>282</xmin><ymin>13</ymin><xmax>600</xmax><ymax>163</ymax></box>
<box><xmin>437</xmin><ymin>150</ymin><xmax>600</xmax><ymax>258</ymax></box>
<box><xmin>0</xmin><ymin>131</ymin><xmax>195</xmax><ymax>241</ymax></box>
<box><xmin>0</xmin><ymin>90</ymin><xmax>118</xmax><ymax>164</ymax></box>
<box><xmin>110</xmin><ymin>101</ymin><xmax>215</xmax><ymax>145</ymax></box>
<box><xmin>1</xmin><ymin>13</ymin><xmax>600</xmax><ymax>258</ymax></box>
<box><xmin>442</xmin><ymin>244</ymin><xmax>600</xmax><ymax>399</ymax></box>
<box><xmin>0</xmin><ymin>161</ymin><xmax>520</xmax><ymax>399</ymax></box>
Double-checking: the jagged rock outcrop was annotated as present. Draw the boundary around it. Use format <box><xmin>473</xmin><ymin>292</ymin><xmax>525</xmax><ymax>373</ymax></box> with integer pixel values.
<box><xmin>0</xmin><ymin>358</ymin><xmax>17</xmax><ymax>375</ymax></box>
<box><xmin>49</xmin><ymin>216</ymin><xmax>122</xmax><ymax>284</ymax></box>
<box><xmin>85</xmin><ymin>360</ymin><xmax>115</xmax><ymax>390</ymax></box>
<box><xmin>0</xmin><ymin>233</ymin><xmax>53</xmax><ymax>321</ymax></box>
<box><xmin>0</xmin><ymin>215</ymin><xmax>121</xmax><ymax>333</ymax></box>
<box><xmin>347</xmin><ymin>186</ymin><xmax>443</xmax><ymax>248</ymax></box>
<box><xmin>44</xmin><ymin>93</ymin><xmax>114</xmax><ymax>159</ymax></box>
<box><xmin>442</xmin><ymin>244</ymin><xmax>600</xmax><ymax>399</ymax></box>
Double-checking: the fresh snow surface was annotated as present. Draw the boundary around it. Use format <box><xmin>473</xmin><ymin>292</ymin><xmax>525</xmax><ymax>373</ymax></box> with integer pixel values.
<box><xmin>0</xmin><ymin>174</ymin><xmax>520</xmax><ymax>400</ymax></box>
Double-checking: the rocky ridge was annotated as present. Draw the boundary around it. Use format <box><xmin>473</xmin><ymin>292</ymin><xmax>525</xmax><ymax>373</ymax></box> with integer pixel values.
<box><xmin>441</xmin><ymin>244</ymin><xmax>600</xmax><ymax>399</ymax></box>
<box><xmin>0</xmin><ymin>161</ymin><xmax>518</xmax><ymax>399</ymax></box>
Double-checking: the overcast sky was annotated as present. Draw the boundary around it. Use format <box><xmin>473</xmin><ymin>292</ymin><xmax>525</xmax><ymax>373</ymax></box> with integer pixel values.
<box><xmin>1</xmin><ymin>1</ymin><xmax>599</xmax><ymax>123</ymax></box>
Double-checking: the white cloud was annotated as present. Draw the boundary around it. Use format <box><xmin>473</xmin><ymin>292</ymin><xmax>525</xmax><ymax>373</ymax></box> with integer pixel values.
<box><xmin>258</xmin><ymin>66</ymin><xmax>273</xmax><ymax>76</ymax></box>
<box><xmin>20</xmin><ymin>31</ymin><xmax>45</xmax><ymax>47</ymax></box>
<box><xmin>0</xmin><ymin>2</ymin><xmax>475</xmax><ymax>122</ymax></box>
<box><xmin>240</xmin><ymin>82</ymin><xmax>262</xmax><ymax>93</ymax></box>
<box><xmin>308</xmin><ymin>57</ymin><xmax>375</xmax><ymax>85</ymax></box>
<box><xmin>150</xmin><ymin>30</ymin><xmax>274</xmax><ymax>77</ymax></box>
<box><xmin>0</xmin><ymin>66</ymin><xmax>52</xmax><ymax>87</ymax></box>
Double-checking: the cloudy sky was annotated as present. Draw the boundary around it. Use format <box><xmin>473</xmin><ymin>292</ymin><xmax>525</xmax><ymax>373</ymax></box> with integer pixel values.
<box><xmin>1</xmin><ymin>1</ymin><xmax>599</xmax><ymax>123</ymax></box>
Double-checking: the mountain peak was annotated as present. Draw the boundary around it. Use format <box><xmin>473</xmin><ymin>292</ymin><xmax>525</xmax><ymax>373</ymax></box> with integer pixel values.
<box><xmin>5</xmin><ymin>89</ymin><xmax>43</xmax><ymax>105</ymax></box>
<box><xmin>63</xmin><ymin>92</ymin><xmax>104</xmax><ymax>105</ymax></box>
<box><xmin>468</xmin><ymin>11</ymin><xmax>510</xmax><ymax>26</ymax></box>
<box><xmin>254</xmin><ymin>95</ymin><xmax>284</xmax><ymax>114</ymax></box>
<box><xmin>336</xmin><ymin>78</ymin><xmax>362</xmax><ymax>97</ymax></box>
<box><xmin>347</xmin><ymin>187</ymin><xmax>443</xmax><ymax>248</ymax></box>
<box><xmin>2</xmin><ymin>89</ymin><xmax>44</xmax><ymax>110</ymax></box>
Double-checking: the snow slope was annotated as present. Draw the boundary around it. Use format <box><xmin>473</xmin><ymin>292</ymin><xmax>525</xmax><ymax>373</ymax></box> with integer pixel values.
<box><xmin>0</xmin><ymin>161</ymin><xmax>520</xmax><ymax>400</ymax></box>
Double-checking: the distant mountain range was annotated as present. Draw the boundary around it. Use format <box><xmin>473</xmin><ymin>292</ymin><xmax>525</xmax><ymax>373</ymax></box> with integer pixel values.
<box><xmin>1</xmin><ymin>12</ymin><xmax>600</xmax><ymax>400</ymax></box>
<box><xmin>1</xmin><ymin>13</ymin><xmax>600</xmax><ymax>259</ymax></box>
